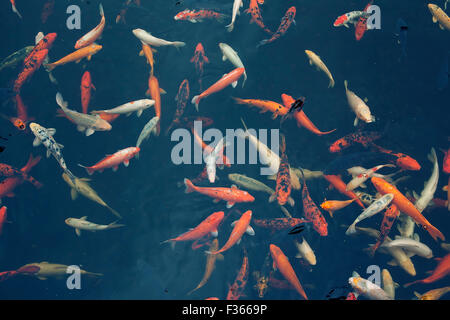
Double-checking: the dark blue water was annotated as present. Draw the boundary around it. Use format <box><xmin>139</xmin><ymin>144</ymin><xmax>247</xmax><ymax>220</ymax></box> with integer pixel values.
<box><xmin>0</xmin><ymin>0</ymin><xmax>449</xmax><ymax>300</ymax></box>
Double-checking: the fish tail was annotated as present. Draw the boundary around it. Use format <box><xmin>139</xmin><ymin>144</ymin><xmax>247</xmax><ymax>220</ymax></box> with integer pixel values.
<box><xmin>99</xmin><ymin>3</ymin><xmax>104</xmax><ymax>17</ymax></box>
<box><xmin>344</xmin><ymin>80</ymin><xmax>348</xmax><ymax>91</ymax></box>
<box><xmin>173</xmin><ymin>41</ymin><xmax>186</xmax><ymax>48</ymax></box>
<box><xmin>85</xmin><ymin>272</ymin><xmax>103</xmax><ymax>278</ymax></box>
<box><xmin>328</xmin><ymin>78</ymin><xmax>335</xmax><ymax>88</ymax></box>
<box><xmin>226</xmin><ymin>23</ymin><xmax>234</xmax><ymax>32</ymax></box>
<box><xmin>232</xmin><ymin>97</ymin><xmax>245</xmax><ymax>104</ymax></box>
<box><xmin>426</xmin><ymin>224</ymin><xmax>445</xmax><ymax>242</ymax></box>
<box><xmin>55</xmin><ymin>92</ymin><xmax>68</xmax><ymax>109</ymax></box>
<box><xmin>403</xmin><ymin>280</ymin><xmax>422</xmax><ymax>288</ymax></box>
<box><xmin>12</xmin><ymin>3</ymin><xmax>22</xmax><ymax>19</ymax></box>
<box><xmin>107</xmin><ymin>206</ymin><xmax>122</xmax><ymax>219</ymax></box>
<box><xmin>345</xmin><ymin>223</ymin><xmax>356</xmax><ymax>235</ymax></box>
<box><xmin>78</xmin><ymin>164</ymin><xmax>94</xmax><ymax>176</ymax></box>
<box><xmin>184</xmin><ymin>178</ymin><xmax>196</xmax><ymax>193</ymax></box>
<box><xmin>256</xmin><ymin>39</ymin><xmax>269</xmax><ymax>48</ymax></box>
<box><xmin>216</xmin><ymin>14</ymin><xmax>228</xmax><ymax>24</ymax></box>
<box><xmin>106</xmin><ymin>221</ymin><xmax>125</xmax><ymax>230</ymax></box>
<box><xmin>316</xmin><ymin>128</ymin><xmax>337</xmax><ymax>136</ymax></box>
<box><xmin>191</xmin><ymin>95</ymin><xmax>200</xmax><ymax>111</ymax></box>
<box><xmin>242</xmin><ymin>73</ymin><xmax>247</xmax><ymax>88</ymax></box>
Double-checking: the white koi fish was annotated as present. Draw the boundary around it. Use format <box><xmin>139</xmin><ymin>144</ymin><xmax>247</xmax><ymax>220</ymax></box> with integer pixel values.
<box><xmin>75</xmin><ymin>3</ymin><xmax>105</xmax><ymax>49</ymax></box>
<box><xmin>219</xmin><ymin>43</ymin><xmax>247</xmax><ymax>87</ymax></box>
<box><xmin>413</xmin><ymin>148</ymin><xmax>439</xmax><ymax>213</ymax></box>
<box><xmin>205</xmin><ymin>137</ymin><xmax>226</xmax><ymax>183</ymax></box>
<box><xmin>344</xmin><ymin>80</ymin><xmax>375</xmax><ymax>126</ymax></box>
<box><xmin>92</xmin><ymin>99</ymin><xmax>155</xmax><ymax>117</ymax></box>
<box><xmin>226</xmin><ymin>0</ymin><xmax>243</xmax><ymax>32</ymax></box>
<box><xmin>294</xmin><ymin>237</ymin><xmax>316</xmax><ymax>266</ymax></box>
<box><xmin>305</xmin><ymin>50</ymin><xmax>335</xmax><ymax>88</ymax></box>
<box><xmin>346</xmin><ymin>164</ymin><xmax>396</xmax><ymax>191</ymax></box>
<box><xmin>65</xmin><ymin>216</ymin><xmax>125</xmax><ymax>236</ymax></box>
<box><xmin>349</xmin><ymin>274</ymin><xmax>393</xmax><ymax>300</ymax></box>
<box><xmin>132</xmin><ymin>28</ymin><xmax>185</xmax><ymax>48</ymax></box>
<box><xmin>381</xmin><ymin>237</ymin><xmax>433</xmax><ymax>259</ymax></box>
<box><xmin>136</xmin><ymin>116</ymin><xmax>159</xmax><ymax>150</ymax></box>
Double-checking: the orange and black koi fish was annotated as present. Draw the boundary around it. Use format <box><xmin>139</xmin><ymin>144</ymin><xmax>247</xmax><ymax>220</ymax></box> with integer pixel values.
<box><xmin>13</xmin><ymin>49</ymin><xmax>48</xmax><ymax>93</ymax></box>
<box><xmin>269</xmin><ymin>134</ymin><xmax>294</xmax><ymax>206</ymax></box>
<box><xmin>257</xmin><ymin>6</ymin><xmax>296</xmax><ymax>47</ymax></box>
<box><xmin>370</xmin><ymin>143</ymin><xmax>421</xmax><ymax>171</ymax></box>
<box><xmin>299</xmin><ymin>169</ymin><xmax>328</xmax><ymax>236</ymax></box>
<box><xmin>166</xmin><ymin>79</ymin><xmax>189</xmax><ymax>135</ymax></box>
<box><xmin>253</xmin><ymin>217</ymin><xmax>308</xmax><ymax>232</ymax></box>
<box><xmin>355</xmin><ymin>1</ymin><xmax>373</xmax><ymax>41</ymax></box>
<box><xmin>323</xmin><ymin>174</ymin><xmax>365</xmax><ymax>208</ymax></box>
<box><xmin>190</xmin><ymin>43</ymin><xmax>209</xmax><ymax>91</ymax></box>
<box><xmin>245</xmin><ymin>0</ymin><xmax>272</xmax><ymax>34</ymax></box>
<box><xmin>329</xmin><ymin>130</ymin><xmax>382</xmax><ymax>153</ymax></box>
<box><xmin>41</xmin><ymin>0</ymin><xmax>55</xmax><ymax>24</ymax></box>
<box><xmin>370</xmin><ymin>204</ymin><xmax>399</xmax><ymax>256</ymax></box>
<box><xmin>0</xmin><ymin>160</ymin><xmax>42</xmax><ymax>189</ymax></box>
<box><xmin>226</xmin><ymin>249</ymin><xmax>249</xmax><ymax>300</ymax></box>
<box><xmin>24</xmin><ymin>33</ymin><xmax>57</xmax><ymax>66</ymax></box>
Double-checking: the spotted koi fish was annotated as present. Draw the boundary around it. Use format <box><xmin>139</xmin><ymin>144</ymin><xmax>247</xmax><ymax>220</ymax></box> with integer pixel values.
<box><xmin>269</xmin><ymin>134</ymin><xmax>294</xmax><ymax>206</ymax></box>
<box><xmin>329</xmin><ymin>131</ymin><xmax>382</xmax><ymax>153</ymax></box>
<box><xmin>257</xmin><ymin>6</ymin><xmax>296</xmax><ymax>47</ymax></box>
<box><xmin>13</xmin><ymin>49</ymin><xmax>48</xmax><ymax>93</ymax></box>
<box><xmin>227</xmin><ymin>248</ymin><xmax>249</xmax><ymax>300</ymax></box>
<box><xmin>174</xmin><ymin>9</ymin><xmax>227</xmax><ymax>23</ymax></box>
<box><xmin>369</xmin><ymin>204</ymin><xmax>399</xmax><ymax>256</ymax></box>
<box><xmin>166</xmin><ymin>79</ymin><xmax>189</xmax><ymax>135</ymax></box>
<box><xmin>299</xmin><ymin>169</ymin><xmax>328</xmax><ymax>236</ymax></box>
<box><xmin>370</xmin><ymin>143</ymin><xmax>421</xmax><ymax>171</ymax></box>
<box><xmin>253</xmin><ymin>218</ymin><xmax>308</xmax><ymax>232</ymax></box>
<box><xmin>355</xmin><ymin>1</ymin><xmax>373</xmax><ymax>41</ymax></box>
<box><xmin>24</xmin><ymin>33</ymin><xmax>57</xmax><ymax>66</ymax></box>
<box><xmin>190</xmin><ymin>43</ymin><xmax>209</xmax><ymax>91</ymax></box>
<box><xmin>245</xmin><ymin>0</ymin><xmax>272</xmax><ymax>34</ymax></box>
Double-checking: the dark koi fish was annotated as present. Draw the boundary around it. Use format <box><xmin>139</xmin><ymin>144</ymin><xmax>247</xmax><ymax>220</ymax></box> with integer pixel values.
<box><xmin>226</xmin><ymin>248</ymin><xmax>249</xmax><ymax>300</ymax></box>
<box><xmin>253</xmin><ymin>217</ymin><xmax>308</xmax><ymax>232</ymax></box>
<box><xmin>166</xmin><ymin>79</ymin><xmax>190</xmax><ymax>135</ymax></box>
<box><xmin>190</xmin><ymin>43</ymin><xmax>209</xmax><ymax>91</ymax></box>
<box><xmin>245</xmin><ymin>0</ymin><xmax>272</xmax><ymax>34</ymax></box>
<box><xmin>269</xmin><ymin>134</ymin><xmax>294</xmax><ymax>206</ymax></box>
<box><xmin>369</xmin><ymin>204</ymin><xmax>399</xmax><ymax>256</ymax></box>
<box><xmin>257</xmin><ymin>6</ymin><xmax>296</xmax><ymax>47</ymax></box>
<box><xmin>329</xmin><ymin>130</ymin><xmax>382</xmax><ymax>153</ymax></box>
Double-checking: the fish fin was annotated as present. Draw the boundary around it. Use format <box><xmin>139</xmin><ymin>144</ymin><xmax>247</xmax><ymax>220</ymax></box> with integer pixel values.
<box><xmin>85</xmin><ymin>128</ymin><xmax>95</xmax><ymax>136</ymax></box>
<box><xmin>75</xmin><ymin>228</ymin><xmax>81</xmax><ymax>237</ymax></box>
<box><xmin>123</xmin><ymin>160</ymin><xmax>130</xmax><ymax>167</ymax></box>
<box><xmin>183</xmin><ymin>178</ymin><xmax>195</xmax><ymax>193</ymax></box>
<box><xmin>268</xmin><ymin>193</ymin><xmax>276</xmax><ymax>203</ymax></box>
<box><xmin>354</xmin><ymin>117</ymin><xmax>359</xmax><ymax>126</ymax></box>
<box><xmin>112</xmin><ymin>166</ymin><xmax>119</xmax><ymax>172</ymax></box>
<box><xmin>237</xmin><ymin>238</ymin><xmax>241</xmax><ymax>245</ymax></box>
<box><xmin>231</xmin><ymin>81</ymin><xmax>238</xmax><ymax>88</ymax></box>
<box><xmin>137</xmin><ymin>109</ymin><xmax>143</xmax><ymax>117</ymax></box>
<box><xmin>47</xmin><ymin>128</ymin><xmax>56</xmax><ymax>136</ymax></box>
<box><xmin>345</xmin><ymin>223</ymin><xmax>356</xmax><ymax>235</ymax></box>
<box><xmin>216</xmin><ymin>254</ymin><xmax>224</xmax><ymax>261</ymax></box>
<box><xmin>246</xmin><ymin>225</ymin><xmax>255</xmax><ymax>236</ymax></box>
<box><xmin>387</xmin><ymin>260</ymin><xmax>398</xmax><ymax>266</ymax></box>
<box><xmin>211</xmin><ymin>229</ymin><xmax>218</xmax><ymax>237</ymax></box>
<box><xmin>432</xmin><ymin>16</ymin><xmax>437</xmax><ymax>23</ymax></box>
<box><xmin>46</xmin><ymin>149</ymin><xmax>51</xmax><ymax>158</ymax></box>
<box><xmin>139</xmin><ymin>50</ymin><xmax>144</xmax><ymax>56</ymax></box>
<box><xmin>272</xmin><ymin>261</ymin><xmax>277</xmax><ymax>271</ymax></box>
<box><xmin>288</xmin><ymin>197</ymin><xmax>295</xmax><ymax>207</ymax></box>
<box><xmin>222</xmin><ymin>55</ymin><xmax>227</xmax><ymax>61</ymax></box>
<box><xmin>191</xmin><ymin>95</ymin><xmax>200</xmax><ymax>112</ymax></box>
<box><xmin>32</xmin><ymin>137</ymin><xmax>42</xmax><ymax>147</ymax></box>
<box><xmin>70</xmin><ymin>188</ymin><xmax>78</xmax><ymax>201</ymax></box>
<box><xmin>159</xmin><ymin>88</ymin><xmax>167</xmax><ymax>95</ymax></box>
<box><xmin>226</xmin><ymin>202</ymin><xmax>235</xmax><ymax>209</ymax></box>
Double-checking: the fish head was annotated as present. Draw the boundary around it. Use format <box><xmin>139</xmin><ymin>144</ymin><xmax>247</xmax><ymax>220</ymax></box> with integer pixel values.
<box><xmin>242</xmin><ymin>191</ymin><xmax>255</xmax><ymax>202</ymax></box>
<box><xmin>427</xmin><ymin>4</ymin><xmax>438</xmax><ymax>13</ymax></box>
<box><xmin>195</xmin><ymin>42</ymin><xmax>205</xmax><ymax>53</ymax></box>
<box><xmin>13</xmin><ymin>118</ymin><xmax>26</xmax><ymax>130</ymax></box>
<box><xmin>281</xmin><ymin>93</ymin><xmax>295</xmax><ymax>108</ymax></box>
<box><xmin>269</xmin><ymin>244</ymin><xmax>282</xmax><ymax>260</ymax></box>
<box><xmin>333</xmin><ymin>14</ymin><xmax>348</xmax><ymax>27</ymax></box>
<box><xmin>90</xmin><ymin>44</ymin><xmax>103</xmax><ymax>53</ymax></box>
<box><xmin>348</xmin><ymin>277</ymin><xmax>366</xmax><ymax>294</ymax></box>
<box><xmin>95</xmin><ymin>118</ymin><xmax>112</xmax><ymax>131</ymax></box>
<box><xmin>396</xmin><ymin>155</ymin><xmax>420</xmax><ymax>171</ymax></box>
<box><xmin>64</xmin><ymin>218</ymin><xmax>73</xmax><ymax>225</ymax></box>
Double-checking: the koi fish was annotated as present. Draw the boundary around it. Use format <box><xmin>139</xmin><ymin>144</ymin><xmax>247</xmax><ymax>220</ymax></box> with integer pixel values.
<box><xmin>226</xmin><ymin>0</ymin><xmax>244</xmax><ymax>32</ymax></box>
<box><xmin>219</xmin><ymin>43</ymin><xmax>247</xmax><ymax>88</ymax></box>
<box><xmin>24</xmin><ymin>33</ymin><xmax>57</xmax><ymax>66</ymax></box>
<box><xmin>136</xmin><ymin>116</ymin><xmax>159</xmax><ymax>150</ymax></box>
<box><xmin>356</xmin><ymin>2</ymin><xmax>373</xmax><ymax>40</ymax></box>
<box><xmin>45</xmin><ymin>44</ymin><xmax>102</xmax><ymax>71</ymax></box>
<box><xmin>294</xmin><ymin>238</ymin><xmax>316</xmax><ymax>266</ymax></box>
<box><xmin>227</xmin><ymin>249</ymin><xmax>249</xmax><ymax>300</ymax></box>
<box><xmin>10</xmin><ymin>0</ymin><xmax>22</xmax><ymax>19</ymax></box>
<box><xmin>75</xmin><ymin>4</ymin><xmax>105</xmax><ymax>49</ymax></box>
<box><xmin>348</xmin><ymin>273</ymin><xmax>393</xmax><ymax>300</ymax></box>
<box><xmin>232</xmin><ymin>97</ymin><xmax>288</xmax><ymax>119</ymax></box>
<box><xmin>428</xmin><ymin>3</ymin><xmax>450</xmax><ymax>31</ymax></box>
<box><xmin>305</xmin><ymin>50</ymin><xmax>335</xmax><ymax>88</ymax></box>
<box><xmin>0</xmin><ymin>155</ymin><xmax>42</xmax><ymax>199</ymax></box>
<box><xmin>56</xmin><ymin>92</ymin><xmax>111</xmax><ymax>136</ymax></box>
<box><xmin>369</xmin><ymin>204</ymin><xmax>399</xmax><ymax>256</ymax></box>
<box><xmin>81</xmin><ymin>71</ymin><xmax>95</xmax><ymax>114</ymax></box>
<box><xmin>92</xmin><ymin>99</ymin><xmax>155</xmax><ymax>117</ymax></box>
<box><xmin>41</xmin><ymin>0</ymin><xmax>55</xmax><ymax>24</ymax></box>
<box><xmin>0</xmin><ymin>46</ymin><xmax>34</xmax><ymax>72</ymax></box>
<box><xmin>344</xmin><ymin>80</ymin><xmax>375</xmax><ymax>126</ymax></box>
<box><xmin>329</xmin><ymin>131</ymin><xmax>382</xmax><ymax>153</ymax></box>
<box><xmin>257</xmin><ymin>6</ymin><xmax>296</xmax><ymax>47</ymax></box>
<box><xmin>370</xmin><ymin>143</ymin><xmax>421</xmax><ymax>171</ymax></box>
<box><xmin>29</xmin><ymin>122</ymin><xmax>75</xmax><ymax>181</ymax></box>
<box><xmin>404</xmin><ymin>253</ymin><xmax>450</xmax><ymax>287</ymax></box>
<box><xmin>0</xmin><ymin>113</ymin><xmax>26</xmax><ymax>131</ymax></box>
<box><xmin>184</xmin><ymin>178</ymin><xmax>254</xmax><ymax>208</ymax></box>
<box><xmin>299</xmin><ymin>169</ymin><xmax>328</xmax><ymax>236</ymax></box>
<box><xmin>414</xmin><ymin>287</ymin><xmax>450</xmax><ymax>300</ymax></box>
<box><xmin>414</xmin><ymin>148</ymin><xmax>438</xmax><ymax>212</ymax></box>
<box><xmin>381</xmin><ymin>269</ymin><xmax>397</xmax><ymax>299</ymax></box>
<box><xmin>269</xmin><ymin>134</ymin><xmax>294</xmax><ymax>207</ymax></box>
<box><xmin>174</xmin><ymin>9</ymin><xmax>227</xmax><ymax>23</ymax></box>
<box><xmin>79</xmin><ymin>147</ymin><xmax>140</xmax><ymax>175</ymax></box>
<box><xmin>270</xmin><ymin>244</ymin><xmax>308</xmax><ymax>300</ymax></box>
<box><xmin>334</xmin><ymin>11</ymin><xmax>371</xmax><ymax>28</ymax></box>
<box><xmin>323</xmin><ymin>174</ymin><xmax>365</xmax><ymax>208</ymax></box>
<box><xmin>166</xmin><ymin>80</ymin><xmax>189</xmax><ymax>135</ymax></box>
<box><xmin>62</xmin><ymin>173</ymin><xmax>121</xmax><ymax>219</ymax></box>
<box><xmin>188</xmin><ymin>239</ymin><xmax>223</xmax><ymax>295</ymax></box>
<box><xmin>346</xmin><ymin>193</ymin><xmax>394</xmax><ymax>235</ymax></box>
<box><xmin>206</xmin><ymin>210</ymin><xmax>254</xmax><ymax>255</ymax></box>
<box><xmin>0</xmin><ymin>207</ymin><xmax>7</xmax><ymax>235</ymax></box>
<box><xmin>443</xmin><ymin>148</ymin><xmax>450</xmax><ymax>174</ymax></box>
<box><xmin>132</xmin><ymin>29</ymin><xmax>185</xmax><ymax>48</ymax></box>
<box><xmin>139</xmin><ymin>42</ymin><xmax>156</xmax><ymax>76</ymax></box>
<box><xmin>14</xmin><ymin>94</ymin><xmax>32</xmax><ymax>126</ymax></box>
<box><xmin>191</xmin><ymin>67</ymin><xmax>245</xmax><ymax>111</ymax></box>
<box><xmin>18</xmin><ymin>262</ymin><xmax>102</xmax><ymax>280</ymax></box>
<box><xmin>0</xmin><ymin>161</ymin><xmax>41</xmax><ymax>189</ymax></box>
<box><xmin>65</xmin><ymin>216</ymin><xmax>124</xmax><ymax>237</ymax></box>
<box><xmin>13</xmin><ymin>49</ymin><xmax>48</xmax><ymax>93</ymax></box>
<box><xmin>190</xmin><ymin>43</ymin><xmax>209</xmax><ymax>91</ymax></box>
<box><xmin>371</xmin><ymin>177</ymin><xmax>445</xmax><ymax>241</ymax></box>
<box><xmin>228</xmin><ymin>173</ymin><xmax>274</xmax><ymax>195</ymax></box>
<box><xmin>346</xmin><ymin>164</ymin><xmax>396</xmax><ymax>191</ymax></box>
<box><xmin>253</xmin><ymin>218</ymin><xmax>308</xmax><ymax>232</ymax></box>
<box><xmin>281</xmin><ymin>93</ymin><xmax>336</xmax><ymax>135</ymax></box>
<box><xmin>245</xmin><ymin>0</ymin><xmax>272</xmax><ymax>35</ymax></box>
<box><xmin>382</xmin><ymin>237</ymin><xmax>433</xmax><ymax>259</ymax></box>
<box><xmin>320</xmin><ymin>199</ymin><xmax>356</xmax><ymax>218</ymax></box>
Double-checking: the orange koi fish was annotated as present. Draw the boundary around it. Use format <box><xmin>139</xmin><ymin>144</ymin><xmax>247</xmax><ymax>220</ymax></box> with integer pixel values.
<box><xmin>24</xmin><ymin>33</ymin><xmax>57</xmax><ymax>66</ymax></box>
<box><xmin>81</xmin><ymin>71</ymin><xmax>95</xmax><ymax>114</ymax></box>
<box><xmin>442</xmin><ymin>148</ymin><xmax>450</xmax><ymax>174</ymax></box>
<box><xmin>146</xmin><ymin>75</ymin><xmax>164</xmax><ymax>135</ymax></box>
<box><xmin>41</xmin><ymin>0</ymin><xmax>55</xmax><ymax>24</ymax></box>
<box><xmin>232</xmin><ymin>97</ymin><xmax>288</xmax><ymax>119</ymax></box>
<box><xmin>370</xmin><ymin>143</ymin><xmax>420</xmax><ymax>171</ymax></box>
<box><xmin>78</xmin><ymin>147</ymin><xmax>140</xmax><ymax>175</ymax></box>
<box><xmin>245</xmin><ymin>0</ymin><xmax>272</xmax><ymax>34</ymax></box>
<box><xmin>320</xmin><ymin>199</ymin><xmax>356</xmax><ymax>218</ymax></box>
<box><xmin>0</xmin><ymin>155</ymin><xmax>41</xmax><ymax>199</ymax></box>
<box><xmin>404</xmin><ymin>253</ymin><xmax>450</xmax><ymax>287</ymax></box>
<box><xmin>329</xmin><ymin>131</ymin><xmax>382</xmax><ymax>153</ymax></box>
<box><xmin>371</xmin><ymin>177</ymin><xmax>445</xmax><ymax>241</ymax></box>
<box><xmin>227</xmin><ymin>249</ymin><xmax>249</xmax><ymax>300</ymax></box>
<box><xmin>139</xmin><ymin>43</ymin><xmax>156</xmax><ymax>76</ymax></box>
<box><xmin>414</xmin><ymin>287</ymin><xmax>450</xmax><ymax>300</ymax></box>
<box><xmin>162</xmin><ymin>211</ymin><xmax>224</xmax><ymax>246</ymax></box>
<box><xmin>206</xmin><ymin>210</ymin><xmax>254</xmax><ymax>255</ymax></box>
<box><xmin>0</xmin><ymin>157</ymin><xmax>42</xmax><ymax>189</ymax></box>
<box><xmin>355</xmin><ymin>1</ymin><xmax>373</xmax><ymax>41</ymax></box>
<box><xmin>299</xmin><ymin>169</ymin><xmax>328</xmax><ymax>236</ymax></box>
<box><xmin>323</xmin><ymin>174</ymin><xmax>365</xmax><ymax>208</ymax></box>
<box><xmin>190</xmin><ymin>43</ymin><xmax>209</xmax><ymax>91</ymax></box>
<box><xmin>75</xmin><ymin>4</ymin><xmax>105</xmax><ymax>49</ymax></box>
<box><xmin>257</xmin><ymin>6</ymin><xmax>296</xmax><ymax>47</ymax></box>
<box><xmin>281</xmin><ymin>94</ymin><xmax>336</xmax><ymax>135</ymax></box>
<box><xmin>10</xmin><ymin>0</ymin><xmax>22</xmax><ymax>19</ymax></box>
<box><xmin>191</xmin><ymin>67</ymin><xmax>245</xmax><ymax>111</ymax></box>
<box><xmin>369</xmin><ymin>204</ymin><xmax>399</xmax><ymax>256</ymax></box>
<box><xmin>0</xmin><ymin>113</ymin><xmax>26</xmax><ymax>131</ymax></box>
<box><xmin>45</xmin><ymin>44</ymin><xmax>102</xmax><ymax>71</ymax></box>
<box><xmin>166</xmin><ymin>79</ymin><xmax>189</xmax><ymax>135</ymax></box>
<box><xmin>269</xmin><ymin>134</ymin><xmax>294</xmax><ymax>206</ymax></box>
<box><xmin>0</xmin><ymin>206</ymin><xmax>7</xmax><ymax>235</ymax></box>
<box><xmin>13</xmin><ymin>49</ymin><xmax>48</xmax><ymax>93</ymax></box>
<box><xmin>270</xmin><ymin>244</ymin><xmax>308</xmax><ymax>300</ymax></box>
<box><xmin>174</xmin><ymin>9</ymin><xmax>227</xmax><ymax>23</ymax></box>
<box><xmin>184</xmin><ymin>179</ymin><xmax>253</xmax><ymax>208</ymax></box>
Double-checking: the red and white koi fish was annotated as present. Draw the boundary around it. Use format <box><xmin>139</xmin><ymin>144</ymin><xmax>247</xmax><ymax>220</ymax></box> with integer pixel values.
<box><xmin>191</xmin><ymin>67</ymin><xmax>245</xmax><ymax>111</ymax></box>
<box><xmin>334</xmin><ymin>10</ymin><xmax>371</xmax><ymax>28</ymax></box>
<box><xmin>78</xmin><ymin>147</ymin><xmax>140</xmax><ymax>175</ymax></box>
<box><xmin>75</xmin><ymin>4</ymin><xmax>105</xmax><ymax>49</ymax></box>
<box><xmin>174</xmin><ymin>9</ymin><xmax>227</xmax><ymax>23</ymax></box>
